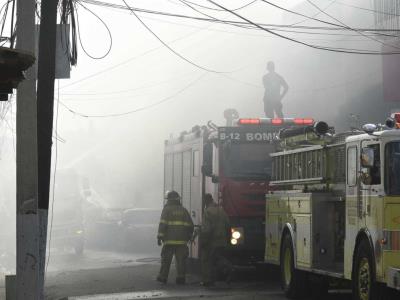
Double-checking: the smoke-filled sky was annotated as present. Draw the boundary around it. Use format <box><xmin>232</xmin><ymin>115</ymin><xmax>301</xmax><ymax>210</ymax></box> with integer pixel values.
<box><xmin>0</xmin><ymin>0</ymin><xmax>397</xmax><ymax>225</ymax></box>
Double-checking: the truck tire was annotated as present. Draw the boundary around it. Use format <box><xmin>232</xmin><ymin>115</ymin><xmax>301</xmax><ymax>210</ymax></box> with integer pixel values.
<box><xmin>352</xmin><ymin>239</ymin><xmax>380</xmax><ymax>300</ymax></box>
<box><xmin>280</xmin><ymin>233</ymin><xmax>306</xmax><ymax>299</ymax></box>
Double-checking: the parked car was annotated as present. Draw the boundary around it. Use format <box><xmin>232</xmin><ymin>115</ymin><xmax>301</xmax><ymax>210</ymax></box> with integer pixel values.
<box><xmin>119</xmin><ymin>208</ymin><xmax>161</xmax><ymax>254</ymax></box>
<box><xmin>86</xmin><ymin>206</ymin><xmax>124</xmax><ymax>250</ymax></box>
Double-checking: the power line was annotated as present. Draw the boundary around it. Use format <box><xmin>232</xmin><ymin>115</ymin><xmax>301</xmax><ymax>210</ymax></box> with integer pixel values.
<box><xmin>75</xmin><ymin>1</ymin><xmax>113</xmax><ymax>59</ymax></box>
<box><xmin>258</xmin><ymin>0</ymin><xmax>399</xmax><ymax>38</ymax></box>
<box><xmin>334</xmin><ymin>1</ymin><xmax>400</xmax><ymax>17</ymax></box>
<box><xmin>141</xmin><ymin>11</ymin><xmax>390</xmax><ymax>39</ymax></box>
<box><xmin>290</xmin><ymin>0</ymin><xmax>336</xmax><ymax>26</ymax></box>
<box><xmin>121</xmin><ymin>0</ymin><xmax>233</xmax><ymax>74</ymax></box>
<box><xmin>80</xmin><ymin>0</ymin><xmax>400</xmax><ymax>35</ymax></box>
<box><xmin>60</xmin><ymin>70</ymin><xmax>194</xmax><ymax>96</ymax></box>
<box><xmin>181</xmin><ymin>0</ymin><xmax>258</xmax><ymax>12</ymax></box>
<box><xmin>9</xmin><ymin>0</ymin><xmax>15</xmax><ymax>48</ymax></box>
<box><xmin>177</xmin><ymin>0</ymin><xmax>253</xmax><ymax>37</ymax></box>
<box><xmin>177</xmin><ymin>0</ymin><xmax>389</xmax><ymax>44</ymax></box>
<box><xmin>59</xmin><ymin>72</ymin><xmax>206</xmax><ymax>118</ymax></box>
<box><xmin>59</xmin><ymin>24</ymin><xmax>210</xmax><ymax>90</ymax></box>
<box><xmin>206</xmin><ymin>0</ymin><xmax>400</xmax><ymax>55</ymax></box>
<box><xmin>305</xmin><ymin>0</ymin><xmax>400</xmax><ymax>51</ymax></box>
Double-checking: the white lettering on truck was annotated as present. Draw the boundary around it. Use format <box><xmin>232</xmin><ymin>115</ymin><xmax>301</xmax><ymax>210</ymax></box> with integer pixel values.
<box><xmin>246</xmin><ymin>132</ymin><xmax>276</xmax><ymax>141</ymax></box>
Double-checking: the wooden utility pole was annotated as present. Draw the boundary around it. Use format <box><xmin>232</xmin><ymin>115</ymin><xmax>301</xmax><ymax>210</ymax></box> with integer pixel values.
<box><xmin>15</xmin><ymin>0</ymin><xmax>40</xmax><ymax>298</ymax></box>
<box><xmin>36</xmin><ymin>0</ymin><xmax>59</xmax><ymax>294</ymax></box>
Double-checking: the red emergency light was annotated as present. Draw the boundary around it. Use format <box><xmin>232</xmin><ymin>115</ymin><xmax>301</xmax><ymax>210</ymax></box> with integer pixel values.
<box><xmin>271</xmin><ymin>118</ymin><xmax>284</xmax><ymax>125</ymax></box>
<box><xmin>238</xmin><ymin>117</ymin><xmax>315</xmax><ymax>126</ymax></box>
<box><xmin>387</xmin><ymin>113</ymin><xmax>400</xmax><ymax>129</ymax></box>
<box><xmin>294</xmin><ymin>118</ymin><xmax>314</xmax><ymax>125</ymax></box>
<box><xmin>238</xmin><ymin>118</ymin><xmax>261</xmax><ymax>125</ymax></box>
<box><xmin>393</xmin><ymin>113</ymin><xmax>400</xmax><ymax>123</ymax></box>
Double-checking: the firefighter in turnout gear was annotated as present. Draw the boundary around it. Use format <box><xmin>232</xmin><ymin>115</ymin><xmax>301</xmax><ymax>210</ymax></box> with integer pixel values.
<box><xmin>157</xmin><ymin>191</ymin><xmax>194</xmax><ymax>284</ymax></box>
<box><xmin>200</xmin><ymin>194</ymin><xmax>233</xmax><ymax>286</ymax></box>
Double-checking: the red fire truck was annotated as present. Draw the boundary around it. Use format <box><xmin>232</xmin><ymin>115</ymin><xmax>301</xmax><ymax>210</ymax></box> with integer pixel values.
<box><xmin>164</xmin><ymin>115</ymin><xmax>314</xmax><ymax>264</ymax></box>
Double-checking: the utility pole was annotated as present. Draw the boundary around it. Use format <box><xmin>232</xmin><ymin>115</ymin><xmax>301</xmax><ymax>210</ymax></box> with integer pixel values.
<box><xmin>36</xmin><ymin>0</ymin><xmax>59</xmax><ymax>295</ymax></box>
<box><xmin>15</xmin><ymin>0</ymin><xmax>40</xmax><ymax>298</ymax></box>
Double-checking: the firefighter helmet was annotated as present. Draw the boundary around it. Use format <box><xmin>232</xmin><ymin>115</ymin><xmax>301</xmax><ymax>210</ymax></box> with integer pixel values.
<box><xmin>165</xmin><ymin>190</ymin><xmax>181</xmax><ymax>201</ymax></box>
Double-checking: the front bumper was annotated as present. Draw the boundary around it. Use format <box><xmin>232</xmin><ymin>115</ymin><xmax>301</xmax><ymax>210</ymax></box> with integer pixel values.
<box><xmin>387</xmin><ymin>267</ymin><xmax>400</xmax><ymax>291</ymax></box>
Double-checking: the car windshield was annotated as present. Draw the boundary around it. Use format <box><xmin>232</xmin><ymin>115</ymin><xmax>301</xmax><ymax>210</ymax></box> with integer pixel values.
<box><xmin>123</xmin><ymin>211</ymin><xmax>160</xmax><ymax>225</ymax></box>
<box><xmin>385</xmin><ymin>141</ymin><xmax>400</xmax><ymax>195</ymax></box>
<box><xmin>222</xmin><ymin>143</ymin><xmax>274</xmax><ymax>180</ymax></box>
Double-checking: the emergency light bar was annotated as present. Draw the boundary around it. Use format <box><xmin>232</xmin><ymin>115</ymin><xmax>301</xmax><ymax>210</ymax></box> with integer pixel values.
<box><xmin>393</xmin><ymin>113</ymin><xmax>400</xmax><ymax>126</ymax></box>
<box><xmin>238</xmin><ymin>118</ymin><xmax>314</xmax><ymax>126</ymax></box>
<box><xmin>386</xmin><ymin>113</ymin><xmax>400</xmax><ymax>129</ymax></box>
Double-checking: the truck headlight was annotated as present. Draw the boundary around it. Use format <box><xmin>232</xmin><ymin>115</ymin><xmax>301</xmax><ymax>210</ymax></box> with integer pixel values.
<box><xmin>230</xmin><ymin>227</ymin><xmax>244</xmax><ymax>245</ymax></box>
<box><xmin>232</xmin><ymin>231</ymin><xmax>241</xmax><ymax>239</ymax></box>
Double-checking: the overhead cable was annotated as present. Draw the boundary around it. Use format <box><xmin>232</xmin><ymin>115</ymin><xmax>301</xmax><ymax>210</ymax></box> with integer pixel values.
<box><xmin>59</xmin><ymin>72</ymin><xmax>207</xmax><ymax>118</ymax></box>
<box><xmin>75</xmin><ymin>2</ymin><xmax>113</xmax><ymax>59</ymax></box>
<box><xmin>334</xmin><ymin>1</ymin><xmax>400</xmax><ymax>17</ymax></box>
<box><xmin>290</xmin><ymin>0</ymin><xmax>336</xmax><ymax>26</ymax></box>
<box><xmin>121</xmin><ymin>0</ymin><xmax>233</xmax><ymax>74</ymax></box>
<box><xmin>59</xmin><ymin>23</ymin><xmax>216</xmax><ymax>90</ymax></box>
<box><xmin>206</xmin><ymin>0</ymin><xmax>400</xmax><ymax>55</ymax></box>
<box><xmin>306</xmin><ymin>0</ymin><xmax>400</xmax><ymax>50</ymax></box>
<box><xmin>181</xmin><ymin>0</ymin><xmax>258</xmax><ymax>12</ymax></box>
<box><xmin>80</xmin><ymin>0</ymin><xmax>399</xmax><ymax>34</ymax></box>
<box><xmin>258</xmin><ymin>0</ymin><xmax>399</xmax><ymax>39</ymax></box>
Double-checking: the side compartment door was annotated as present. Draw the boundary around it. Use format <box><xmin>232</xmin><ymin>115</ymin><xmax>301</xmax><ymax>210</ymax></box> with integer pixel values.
<box><xmin>164</xmin><ymin>153</ymin><xmax>173</xmax><ymax>196</ymax></box>
<box><xmin>173</xmin><ymin>152</ymin><xmax>183</xmax><ymax>196</ymax></box>
<box><xmin>295</xmin><ymin>215</ymin><xmax>312</xmax><ymax>267</ymax></box>
<box><xmin>344</xmin><ymin>143</ymin><xmax>360</xmax><ymax>278</ymax></box>
<box><xmin>190</xmin><ymin>148</ymin><xmax>201</xmax><ymax>259</ymax></box>
<box><xmin>182</xmin><ymin>151</ymin><xmax>192</xmax><ymax>217</ymax></box>
<box><xmin>265</xmin><ymin>194</ymin><xmax>285</xmax><ymax>264</ymax></box>
<box><xmin>266</xmin><ymin>213</ymin><xmax>281</xmax><ymax>264</ymax></box>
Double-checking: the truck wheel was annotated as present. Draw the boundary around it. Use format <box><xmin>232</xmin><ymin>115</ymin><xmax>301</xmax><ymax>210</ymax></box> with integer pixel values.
<box><xmin>280</xmin><ymin>233</ymin><xmax>306</xmax><ymax>299</ymax></box>
<box><xmin>352</xmin><ymin>239</ymin><xmax>379</xmax><ymax>300</ymax></box>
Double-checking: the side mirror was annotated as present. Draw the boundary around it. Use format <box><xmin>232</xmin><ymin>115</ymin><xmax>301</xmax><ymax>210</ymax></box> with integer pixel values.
<box><xmin>201</xmin><ymin>165</ymin><xmax>212</xmax><ymax>177</ymax></box>
<box><xmin>211</xmin><ymin>175</ymin><xmax>219</xmax><ymax>183</ymax></box>
<box><xmin>361</xmin><ymin>148</ymin><xmax>374</xmax><ymax>168</ymax></box>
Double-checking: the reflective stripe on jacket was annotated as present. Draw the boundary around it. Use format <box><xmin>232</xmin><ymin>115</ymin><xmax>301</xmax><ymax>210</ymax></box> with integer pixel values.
<box><xmin>158</xmin><ymin>200</ymin><xmax>194</xmax><ymax>245</ymax></box>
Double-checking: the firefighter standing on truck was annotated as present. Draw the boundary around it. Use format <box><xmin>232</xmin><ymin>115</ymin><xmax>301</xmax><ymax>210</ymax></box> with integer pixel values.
<box><xmin>200</xmin><ymin>194</ymin><xmax>233</xmax><ymax>286</ymax></box>
<box><xmin>157</xmin><ymin>191</ymin><xmax>194</xmax><ymax>285</ymax></box>
<box><xmin>262</xmin><ymin>61</ymin><xmax>289</xmax><ymax>118</ymax></box>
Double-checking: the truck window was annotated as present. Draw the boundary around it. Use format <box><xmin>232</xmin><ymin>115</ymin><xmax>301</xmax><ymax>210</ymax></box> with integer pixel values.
<box><xmin>347</xmin><ymin>147</ymin><xmax>357</xmax><ymax>186</ymax></box>
<box><xmin>222</xmin><ymin>143</ymin><xmax>274</xmax><ymax>179</ymax></box>
<box><xmin>193</xmin><ymin>150</ymin><xmax>199</xmax><ymax>177</ymax></box>
<box><xmin>385</xmin><ymin>141</ymin><xmax>400</xmax><ymax>195</ymax></box>
<box><xmin>362</xmin><ymin>144</ymin><xmax>381</xmax><ymax>185</ymax></box>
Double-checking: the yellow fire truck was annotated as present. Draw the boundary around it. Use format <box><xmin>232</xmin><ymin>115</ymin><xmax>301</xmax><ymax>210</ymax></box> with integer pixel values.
<box><xmin>265</xmin><ymin>114</ymin><xmax>400</xmax><ymax>300</ymax></box>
